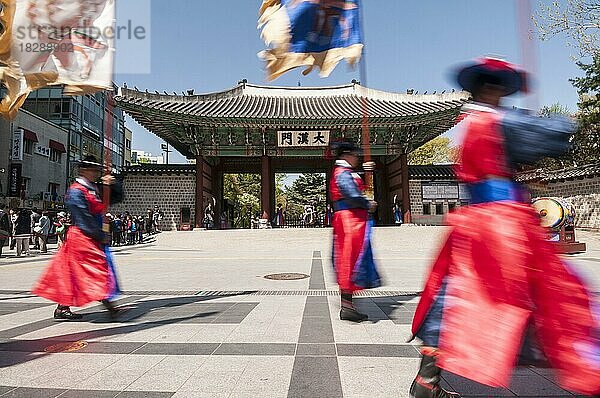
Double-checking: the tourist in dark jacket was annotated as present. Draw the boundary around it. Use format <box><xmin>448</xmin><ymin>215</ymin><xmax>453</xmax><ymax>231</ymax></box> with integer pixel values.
<box><xmin>14</xmin><ymin>209</ymin><xmax>32</xmax><ymax>257</ymax></box>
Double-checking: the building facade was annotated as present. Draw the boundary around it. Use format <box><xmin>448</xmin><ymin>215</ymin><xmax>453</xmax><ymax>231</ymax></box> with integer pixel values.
<box><xmin>21</xmin><ymin>85</ymin><xmax>126</xmax><ymax>175</ymax></box>
<box><xmin>0</xmin><ymin>109</ymin><xmax>68</xmax><ymax>210</ymax></box>
<box><xmin>131</xmin><ymin>150</ymin><xmax>165</xmax><ymax>165</ymax></box>
<box><xmin>124</xmin><ymin>127</ymin><xmax>133</xmax><ymax>167</ymax></box>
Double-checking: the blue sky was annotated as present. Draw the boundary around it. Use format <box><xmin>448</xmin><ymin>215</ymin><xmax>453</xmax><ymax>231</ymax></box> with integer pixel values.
<box><xmin>115</xmin><ymin>0</ymin><xmax>583</xmax><ymax>164</ymax></box>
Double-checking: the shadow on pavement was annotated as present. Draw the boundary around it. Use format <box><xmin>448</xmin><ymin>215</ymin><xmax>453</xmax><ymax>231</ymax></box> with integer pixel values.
<box><xmin>0</xmin><ymin>292</ymin><xmax>254</xmax><ymax>368</ymax></box>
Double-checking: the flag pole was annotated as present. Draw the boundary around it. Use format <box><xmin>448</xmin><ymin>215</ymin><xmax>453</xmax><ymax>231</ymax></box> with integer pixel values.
<box><xmin>102</xmin><ymin>90</ymin><xmax>114</xmax><ymax>235</ymax></box>
<box><xmin>516</xmin><ymin>0</ymin><xmax>539</xmax><ymax>111</ymax></box>
<box><xmin>358</xmin><ymin>0</ymin><xmax>374</xmax><ymax>201</ymax></box>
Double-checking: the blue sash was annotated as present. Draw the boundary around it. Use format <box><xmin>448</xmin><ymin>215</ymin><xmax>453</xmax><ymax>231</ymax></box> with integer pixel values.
<box><xmin>468</xmin><ymin>179</ymin><xmax>525</xmax><ymax>205</ymax></box>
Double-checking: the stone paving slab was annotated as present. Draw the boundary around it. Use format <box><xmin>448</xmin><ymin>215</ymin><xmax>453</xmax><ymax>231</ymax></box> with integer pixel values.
<box><xmin>0</xmin><ymin>228</ymin><xmax>598</xmax><ymax>397</ymax></box>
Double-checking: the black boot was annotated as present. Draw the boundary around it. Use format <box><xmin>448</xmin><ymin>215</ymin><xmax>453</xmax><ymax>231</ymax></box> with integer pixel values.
<box><xmin>101</xmin><ymin>299</ymin><xmax>126</xmax><ymax>319</ymax></box>
<box><xmin>54</xmin><ymin>305</ymin><xmax>83</xmax><ymax>320</ymax></box>
<box><xmin>410</xmin><ymin>350</ymin><xmax>461</xmax><ymax>398</ymax></box>
<box><xmin>339</xmin><ymin>292</ymin><xmax>368</xmax><ymax>323</ymax></box>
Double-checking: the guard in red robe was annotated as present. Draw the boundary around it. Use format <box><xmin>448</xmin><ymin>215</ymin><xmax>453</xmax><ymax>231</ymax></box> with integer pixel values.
<box><xmin>409</xmin><ymin>58</ymin><xmax>600</xmax><ymax>398</ymax></box>
<box><xmin>330</xmin><ymin>141</ymin><xmax>381</xmax><ymax>322</ymax></box>
<box><xmin>33</xmin><ymin>156</ymin><xmax>124</xmax><ymax>320</ymax></box>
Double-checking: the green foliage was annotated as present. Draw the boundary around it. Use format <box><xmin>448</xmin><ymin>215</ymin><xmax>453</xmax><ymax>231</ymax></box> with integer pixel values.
<box><xmin>284</xmin><ymin>173</ymin><xmax>327</xmax><ymax>217</ymax></box>
<box><xmin>571</xmin><ymin>54</ymin><xmax>600</xmax><ymax>166</ymax></box>
<box><xmin>408</xmin><ymin>137</ymin><xmax>456</xmax><ymax>165</ymax></box>
<box><xmin>536</xmin><ymin>102</ymin><xmax>575</xmax><ymax>170</ymax></box>
<box><xmin>223</xmin><ymin>174</ymin><xmax>261</xmax><ymax>227</ymax></box>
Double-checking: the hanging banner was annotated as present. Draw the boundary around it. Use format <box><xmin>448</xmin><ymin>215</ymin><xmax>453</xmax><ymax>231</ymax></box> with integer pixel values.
<box><xmin>0</xmin><ymin>0</ymin><xmax>116</xmax><ymax>119</ymax></box>
<box><xmin>8</xmin><ymin>163</ymin><xmax>22</xmax><ymax>197</ymax></box>
<box><xmin>258</xmin><ymin>0</ymin><xmax>363</xmax><ymax>81</ymax></box>
<box><xmin>11</xmin><ymin>128</ymin><xmax>23</xmax><ymax>161</ymax></box>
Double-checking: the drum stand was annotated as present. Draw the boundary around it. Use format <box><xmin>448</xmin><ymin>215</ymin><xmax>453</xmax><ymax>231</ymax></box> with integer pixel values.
<box><xmin>552</xmin><ymin>225</ymin><xmax>587</xmax><ymax>254</ymax></box>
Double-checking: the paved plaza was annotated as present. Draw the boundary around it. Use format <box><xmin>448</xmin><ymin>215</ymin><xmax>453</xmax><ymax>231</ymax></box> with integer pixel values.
<box><xmin>0</xmin><ymin>227</ymin><xmax>598</xmax><ymax>398</ymax></box>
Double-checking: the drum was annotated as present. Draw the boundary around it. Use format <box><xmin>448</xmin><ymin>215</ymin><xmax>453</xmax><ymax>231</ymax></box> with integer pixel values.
<box><xmin>532</xmin><ymin>197</ymin><xmax>575</xmax><ymax>229</ymax></box>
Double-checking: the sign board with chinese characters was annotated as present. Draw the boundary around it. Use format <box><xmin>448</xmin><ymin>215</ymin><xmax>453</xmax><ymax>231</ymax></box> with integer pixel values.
<box><xmin>422</xmin><ymin>181</ymin><xmax>459</xmax><ymax>200</ymax></box>
<box><xmin>35</xmin><ymin>144</ymin><xmax>51</xmax><ymax>157</ymax></box>
<box><xmin>8</xmin><ymin>164</ymin><xmax>22</xmax><ymax>197</ymax></box>
<box><xmin>11</xmin><ymin>129</ymin><xmax>23</xmax><ymax>161</ymax></box>
<box><xmin>277</xmin><ymin>130</ymin><xmax>329</xmax><ymax>148</ymax></box>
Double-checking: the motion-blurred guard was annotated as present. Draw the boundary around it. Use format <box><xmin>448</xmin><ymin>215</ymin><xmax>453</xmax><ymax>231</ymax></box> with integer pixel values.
<box><xmin>329</xmin><ymin>140</ymin><xmax>380</xmax><ymax>322</ymax></box>
<box><xmin>33</xmin><ymin>156</ymin><xmax>125</xmax><ymax>320</ymax></box>
<box><xmin>409</xmin><ymin>58</ymin><xmax>600</xmax><ymax>398</ymax></box>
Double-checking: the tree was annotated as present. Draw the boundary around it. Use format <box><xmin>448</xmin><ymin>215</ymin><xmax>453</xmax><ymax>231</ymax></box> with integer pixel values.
<box><xmin>570</xmin><ymin>53</ymin><xmax>600</xmax><ymax>165</ymax></box>
<box><xmin>408</xmin><ymin>137</ymin><xmax>457</xmax><ymax>165</ymax></box>
<box><xmin>223</xmin><ymin>173</ymin><xmax>261</xmax><ymax>227</ymax></box>
<box><xmin>536</xmin><ymin>102</ymin><xmax>575</xmax><ymax>169</ymax></box>
<box><xmin>534</xmin><ymin>0</ymin><xmax>600</xmax><ymax>57</ymax></box>
<box><xmin>284</xmin><ymin>173</ymin><xmax>327</xmax><ymax>217</ymax></box>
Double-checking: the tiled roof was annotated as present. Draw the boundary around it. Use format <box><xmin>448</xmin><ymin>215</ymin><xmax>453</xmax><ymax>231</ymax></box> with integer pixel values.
<box><xmin>122</xmin><ymin>164</ymin><xmax>195</xmax><ymax>175</ymax></box>
<box><xmin>115</xmin><ymin>82</ymin><xmax>469</xmax><ymax>157</ymax></box>
<box><xmin>409</xmin><ymin>165</ymin><xmax>456</xmax><ymax>179</ymax></box>
<box><xmin>516</xmin><ymin>162</ymin><xmax>600</xmax><ymax>183</ymax></box>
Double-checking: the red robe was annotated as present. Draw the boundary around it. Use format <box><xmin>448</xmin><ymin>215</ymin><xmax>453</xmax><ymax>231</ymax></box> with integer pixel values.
<box><xmin>412</xmin><ymin>107</ymin><xmax>600</xmax><ymax>395</ymax></box>
<box><xmin>33</xmin><ymin>182</ymin><xmax>117</xmax><ymax>307</ymax></box>
<box><xmin>330</xmin><ymin>164</ymin><xmax>368</xmax><ymax>292</ymax></box>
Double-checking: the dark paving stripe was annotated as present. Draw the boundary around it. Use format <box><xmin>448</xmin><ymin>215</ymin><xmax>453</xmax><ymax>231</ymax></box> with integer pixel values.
<box><xmin>309</xmin><ymin>251</ymin><xmax>326</xmax><ymax>290</ymax></box>
<box><xmin>0</xmin><ymin>387</ymin><xmax>66</xmax><ymax>397</ymax></box>
<box><xmin>214</xmin><ymin>343</ymin><xmax>296</xmax><ymax>356</ymax></box>
<box><xmin>287</xmin><ymin>357</ymin><xmax>343</xmax><ymax>398</ymax></box>
<box><xmin>59</xmin><ymin>390</ymin><xmax>120</xmax><ymax>398</ymax></box>
<box><xmin>336</xmin><ymin>343</ymin><xmax>421</xmax><ymax>358</ymax></box>
<box><xmin>0</xmin><ymin>296</ymin><xmax>146</xmax><ymax>340</ymax></box>
<box><xmin>0</xmin><ymin>319</ymin><xmax>57</xmax><ymax>339</ymax></box>
<box><xmin>296</xmin><ymin>343</ymin><xmax>336</xmax><ymax>357</ymax></box>
<box><xmin>288</xmin><ymin>292</ymin><xmax>343</xmax><ymax>397</ymax></box>
<box><xmin>134</xmin><ymin>343</ymin><xmax>219</xmax><ymax>355</ymax></box>
<box><xmin>0</xmin><ymin>289</ymin><xmax>422</xmax><ymax>297</ymax></box>
<box><xmin>0</xmin><ymin>387</ymin><xmax>16</xmax><ymax>396</ymax></box>
<box><xmin>298</xmin><ymin>297</ymin><xmax>334</xmax><ymax>344</ymax></box>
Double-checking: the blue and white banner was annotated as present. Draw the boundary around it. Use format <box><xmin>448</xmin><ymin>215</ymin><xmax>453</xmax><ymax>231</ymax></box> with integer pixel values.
<box><xmin>259</xmin><ymin>0</ymin><xmax>363</xmax><ymax>81</ymax></box>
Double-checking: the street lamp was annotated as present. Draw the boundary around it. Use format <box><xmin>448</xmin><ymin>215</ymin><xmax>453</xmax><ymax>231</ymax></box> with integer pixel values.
<box><xmin>161</xmin><ymin>143</ymin><xmax>172</xmax><ymax>165</ymax></box>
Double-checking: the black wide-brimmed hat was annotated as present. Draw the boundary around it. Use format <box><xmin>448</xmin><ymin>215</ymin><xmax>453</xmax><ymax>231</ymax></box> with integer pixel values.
<box><xmin>456</xmin><ymin>57</ymin><xmax>527</xmax><ymax>96</ymax></box>
<box><xmin>328</xmin><ymin>140</ymin><xmax>363</xmax><ymax>159</ymax></box>
<box><xmin>76</xmin><ymin>155</ymin><xmax>103</xmax><ymax>169</ymax></box>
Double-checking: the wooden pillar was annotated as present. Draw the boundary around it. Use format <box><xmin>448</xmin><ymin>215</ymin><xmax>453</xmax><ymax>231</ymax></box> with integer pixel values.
<box><xmin>213</xmin><ymin>161</ymin><xmax>222</xmax><ymax>229</ymax></box>
<box><xmin>401</xmin><ymin>153</ymin><xmax>412</xmax><ymax>224</ymax></box>
<box><xmin>377</xmin><ymin>158</ymin><xmax>392</xmax><ymax>225</ymax></box>
<box><xmin>195</xmin><ymin>155</ymin><xmax>204</xmax><ymax>229</ymax></box>
<box><xmin>261</xmin><ymin>155</ymin><xmax>272</xmax><ymax>220</ymax></box>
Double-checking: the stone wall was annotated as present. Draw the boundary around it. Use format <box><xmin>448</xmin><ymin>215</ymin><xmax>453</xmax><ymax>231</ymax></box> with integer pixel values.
<box><xmin>528</xmin><ymin>175</ymin><xmax>600</xmax><ymax>229</ymax></box>
<box><xmin>110</xmin><ymin>168</ymin><xmax>216</xmax><ymax>231</ymax></box>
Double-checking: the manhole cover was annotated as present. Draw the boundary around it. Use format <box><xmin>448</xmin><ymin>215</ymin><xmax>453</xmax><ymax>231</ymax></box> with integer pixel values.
<box><xmin>264</xmin><ymin>273</ymin><xmax>310</xmax><ymax>281</ymax></box>
<box><xmin>44</xmin><ymin>341</ymin><xmax>88</xmax><ymax>353</ymax></box>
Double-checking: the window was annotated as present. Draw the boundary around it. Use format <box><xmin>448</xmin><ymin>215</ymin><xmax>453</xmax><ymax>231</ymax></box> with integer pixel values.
<box><xmin>50</xmin><ymin>148</ymin><xmax>62</xmax><ymax>163</ymax></box>
<box><xmin>423</xmin><ymin>203</ymin><xmax>431</xmax><ymax>215</ymax></box>
<box><xmin>21</xmin><ymin>177</ymin><xmax>31</xmax><ymax>197</ymax></box>
<box><xmin>48</xmin><ymin>183</ymin><xmax>60</xmax><ymax>196</ymax></box>
<box><xmin>125</xmin><ymin>139</ymin><xmax>131</xmax><ymax>149</ymax></box>
<box><xmin>24</xmin><ymin>139</ymin><xmax>34</xmax><ymax>154</ymax></box>
<box><xmin>448</xmin><ymin>203</ymin><xmax>456</xmax><ymax>213</ymax></box>
<box><xmin>435</xmin><ymin>203</ymin><xmax>444</xmax><ymax>215</ymax></box>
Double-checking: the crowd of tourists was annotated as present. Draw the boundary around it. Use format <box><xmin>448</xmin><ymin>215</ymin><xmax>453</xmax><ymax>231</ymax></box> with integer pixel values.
<box><xmin>0</xmin><ymin>205</ymin><xmax>164</xmax><ymax>257</ymax></box>
<box><xmin>0</xmin><ymin>206</ymin><xmax>69</xmax><ymax>258</ymax></box>
<box><xmin>106</xmin><ymin>207</ymin><xmax>163</xmax><ymax>247</ymax></box>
